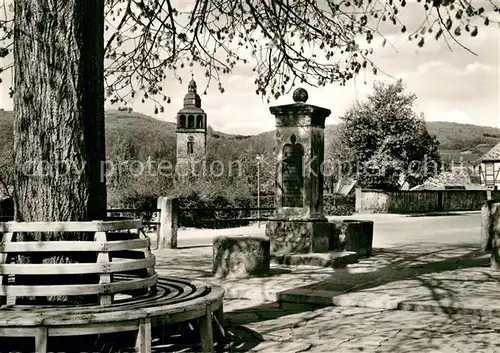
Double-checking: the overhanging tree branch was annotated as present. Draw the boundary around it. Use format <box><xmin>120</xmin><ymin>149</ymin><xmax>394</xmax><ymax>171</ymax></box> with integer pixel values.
<box><xmin>0</xmin><ymin>0</ymin><xmax>498</xmax><ymax>111</ymax></box>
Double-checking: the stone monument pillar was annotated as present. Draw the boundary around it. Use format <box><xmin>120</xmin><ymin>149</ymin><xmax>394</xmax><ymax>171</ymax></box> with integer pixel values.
<box><xmin>265</xmin><ymin>88</ymin><xmax>332</xmax><ymax>254</ymax></box>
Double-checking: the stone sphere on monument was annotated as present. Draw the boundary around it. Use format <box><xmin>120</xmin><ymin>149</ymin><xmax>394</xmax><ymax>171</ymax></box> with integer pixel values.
<box><xmin>293</xmin><ymin>87</ymin><xmax>308</xmax><ymax>103</ymax></box>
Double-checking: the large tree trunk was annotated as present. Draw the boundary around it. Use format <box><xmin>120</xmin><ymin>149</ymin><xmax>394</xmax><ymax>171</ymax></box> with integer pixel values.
<box><xmin>12</xmin><ymin>0</ymin><xmax>106</xmax><ymax>303</ymax></box>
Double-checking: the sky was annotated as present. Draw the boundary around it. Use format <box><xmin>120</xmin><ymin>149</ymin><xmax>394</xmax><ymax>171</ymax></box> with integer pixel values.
<box><xmin>0</xmin><ymin>1</ymin><xmax>499</xmax><ymax>135</ymax></box>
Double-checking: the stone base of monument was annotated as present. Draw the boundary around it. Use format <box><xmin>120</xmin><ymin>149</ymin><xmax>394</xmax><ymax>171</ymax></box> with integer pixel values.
<box><xmin>330</xmin><ymin>220</ymin><xmax>374</xmax><ymax>257</ymax></box>
<box><xmin>212</xmin><ymin>235</ymin><xmax>270</xmax><ymax>278</ymax></box>
<box><xmin>265</xmin><ymin>217</ymin><xmax>373</xmax><ymax>268</ymax></box>
<box><xmin>265</xmin><ymin>218</ymin><xmax>359</xmax><ymax>268</ymax></box>
<box><xmin>265</xmin><ymin>218</ymin><xmax>331</xmax><ymax>254</ymax></box>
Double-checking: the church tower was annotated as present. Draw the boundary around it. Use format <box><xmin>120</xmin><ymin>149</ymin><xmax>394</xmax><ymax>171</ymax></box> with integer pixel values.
<box><xmin>175</xmin><ymin>77</ymin><xmax>207</xmax><ymax>176</ymax></box>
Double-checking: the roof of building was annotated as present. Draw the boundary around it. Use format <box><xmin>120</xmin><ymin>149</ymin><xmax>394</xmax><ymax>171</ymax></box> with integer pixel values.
<box><xmin>410</xmin><ymin>182</ymin><xmax>486</xmax><ymax>191</ymax></box>
<box><xmin>480</xmin><ymin>141</ymin><xmax>500</xmax><ymax>161</ymax></box>
<box><xmin>337</xmin><ymin>178</ymin><xmax>356</xmax><ymax>195</ymax></box>
<box><xmin>178</xmin><ymin>75</ymin><xmax>204</xmax><ymax>114</ymax></box>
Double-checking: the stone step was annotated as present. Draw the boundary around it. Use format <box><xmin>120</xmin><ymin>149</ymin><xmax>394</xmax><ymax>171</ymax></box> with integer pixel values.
<box><xmin>277</xmin><ymin>282</ymin><xmax>500</xmax><ymax>316</ymax></box>
<box><xmin>271</xmin><ymin>251</ymin><xmax>358</xmax><ymax>268</ymax></box>
<box><xmin>277</xmin><ymin>289</ymin><xmax>402</xmax><ymax>309</ymax></box>
<box><xmin>277</xmin><ymin>288</ymin><xmax>344</xmax><ymax>308</ymax></box>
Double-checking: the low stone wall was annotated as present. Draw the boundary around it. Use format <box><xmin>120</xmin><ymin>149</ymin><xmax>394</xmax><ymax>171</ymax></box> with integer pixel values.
<box><xmin>356</xmin><ymin>188</ymin><xmax>499</xmax><ymax>214</ymax></box>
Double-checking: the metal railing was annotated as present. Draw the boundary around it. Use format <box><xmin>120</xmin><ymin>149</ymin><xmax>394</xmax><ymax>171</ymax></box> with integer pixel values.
<box><xmin>106</xmin><ymin>207</ymin><xmax>160</xmax><ymax>229</ymax></box>
<box><xmin>178</xmin><ymin>206</ymin><xmax>275</xmax><ymax>228</ymax></box>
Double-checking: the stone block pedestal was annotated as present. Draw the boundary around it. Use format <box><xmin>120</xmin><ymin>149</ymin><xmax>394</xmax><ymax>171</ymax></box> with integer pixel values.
<box><xmin>330</xmin><ymin>220</ymin><xmax>374</xmax><ymax>257</ymax></box>
<box><xmin>212</xmin><ymin>235</ymin><xmax>270</xmax><ymax>278</ymax></box>
<box><xmin>265</xmin><ymin>218</ymin><xmax>330</xmax><ymax>254</ymax></box>
<box><xmin>481</xmin><ymin>201</ymin><xmax>493</xmax><ymax>252</ymax></box>
<box><xmin>266</xmin><ymin>218</ymin><xmax>360</xmax><ymax>269</ymax></box>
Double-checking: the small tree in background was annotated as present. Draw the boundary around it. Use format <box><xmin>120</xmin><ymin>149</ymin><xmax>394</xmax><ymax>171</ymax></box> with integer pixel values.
<box><xmin>340</xmin><ymin>80</ymin><xmax>441</xmax><ymax>190</ymax></box>
<box><xmin>324</xmin><ymin>125</ymin><xmax>352</xmax><ymax>193</ymax></box>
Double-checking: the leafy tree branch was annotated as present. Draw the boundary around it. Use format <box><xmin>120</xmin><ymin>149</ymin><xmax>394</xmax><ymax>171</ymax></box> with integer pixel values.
<box><xmin>0</xmin><ymin>0</ymin><xmax>498</xmax><ymax>111</ymax></box>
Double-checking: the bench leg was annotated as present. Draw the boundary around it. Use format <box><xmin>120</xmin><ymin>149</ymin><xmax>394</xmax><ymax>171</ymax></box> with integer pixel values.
<box><xmin>35</xmin><ymin>326</ymin><xmax>48</xmax><ymax>353</ymax></box>
<box><xmin>200</xmin><ymin>307</ymin><xmax>214</xmax><ymax>353</ymax></box>
<box><xmin>213</xmin><ymin>305</ymin><xmax>225</xmax><ymax>346</ymax></box>
<box><xmin>135</xmin><ymin>318</ymin><xmax>152</xmax><ymax>353</ymax></box>
<box><xmin>214</xmin><ymin>305</ymin><xmax>224</xmax><ymax>328</ymax></box>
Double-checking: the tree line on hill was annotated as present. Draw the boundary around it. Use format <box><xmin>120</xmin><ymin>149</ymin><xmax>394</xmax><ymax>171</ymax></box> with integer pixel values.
<box><xmin>0</xmin><ymin>80</ymin><xmax>460</xmax><ymax>212</ymax></box>
<box><xmin>0</xmin><ymin>79</ymin><xmax>496</xmax><ymax>214</ymax></box>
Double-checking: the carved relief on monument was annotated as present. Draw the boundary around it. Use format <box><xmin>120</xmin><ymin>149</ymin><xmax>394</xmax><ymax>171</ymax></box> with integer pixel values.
<box><xmin>281</xmin><ymin>134</ymin><xmax>304</xmax><ymax>207</ymax></box>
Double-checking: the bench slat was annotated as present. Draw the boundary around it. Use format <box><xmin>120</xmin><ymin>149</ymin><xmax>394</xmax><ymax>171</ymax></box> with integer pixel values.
<box><xmin>0</xmin><ymin>255</ymin><xmax>155</xmax><ymax>275</ymax></box>
<box><xmin>0</xmin><ymin>219</ymin><xmax>142</xmax><ymax>232</ymax></box>
<box><xmin>0</xmin><ymin>239</ymin><xmax>150</xmax><ymax>253</ymax></box>
<box><xmin>0</xmin><ymin>274</ymin><xmax>157</xmax><ymax>297</ymax></box>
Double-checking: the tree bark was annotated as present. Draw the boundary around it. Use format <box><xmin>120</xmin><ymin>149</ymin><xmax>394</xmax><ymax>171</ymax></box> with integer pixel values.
<box><xmin>13</xmin><ymin>0</ymin><xmax>106</xmax><ymax>303</ymax></box>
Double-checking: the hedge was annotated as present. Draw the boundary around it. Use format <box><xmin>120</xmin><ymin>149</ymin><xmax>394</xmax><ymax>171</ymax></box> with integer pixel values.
<box><xmin>0</xmin><ymin>198</ymin><xmax>13</xmax><ymax>219</ymax></box>
<box><xmin>178</xmin><ymin>194</ymin><xmax>354</xmax><ymax>229</ymax></box>
<box><xmin>111</xmin><ymin>191</ymin><xmax>355</xmax><ymax>230</ymax></box>
<box><xmin>323</xmin><ymin>194</ymin><xmax>355</xmax><ymax>216</ymax></box>
<box><xmin>178</xmin><ymin>193</ymin><xmax>274</xmax><ymax>229</ymax></box>
<box><xmin>108</xmin><ymin>193</ymin><xmax>158</xmax><ymax>231</ymax></box>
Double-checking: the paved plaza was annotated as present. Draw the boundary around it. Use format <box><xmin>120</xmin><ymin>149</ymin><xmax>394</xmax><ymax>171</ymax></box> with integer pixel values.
<box><xmin>169</xmin><ymin>211</ymin><xmax>482</xmax><ymax>249</ymax></box>
<box><xmin>150</xmin><ymin>212</ymin><xmax>500</xmax><ymax>352</ymax></box>
<box><xmin>221</xmin><ymin>300</ymin><xmax>500</xmax><ymax>353</ymax></box>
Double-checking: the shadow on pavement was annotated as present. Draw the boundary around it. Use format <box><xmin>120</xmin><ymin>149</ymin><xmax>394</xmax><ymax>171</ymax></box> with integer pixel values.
<box><xmin>176</xmin><ymin>244</ymin><xmax>213</xmax><ymax>250</ymax></box>
<box><xmin>299</xmin><ymin>243</ymin><xmax>491</xmax><ymax>297</ymax></box>
<box><xmin>405</xmin><ymin>211</ymin><xmax>479</xmax><ymax>217</ymax></box>
<box><xmin>220</xmin><ymin>243</ymin><xmax>496</xmax><ymax>352</ymax></box>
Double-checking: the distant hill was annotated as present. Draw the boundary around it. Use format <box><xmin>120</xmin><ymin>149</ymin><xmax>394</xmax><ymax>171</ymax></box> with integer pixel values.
<box><xmin>425</xmin><ymin>121</ymin><xmax>500</xmax><ymax>151</ymax></box>
<box><xmin>0</xmin><ymin>110</ymin><xmax>499</xmax><ymax>165</ymax></box>
<box><xmin>424</xmin><ymin>121</ymin><xmax>500</xmax><ymax>165</ymax></box>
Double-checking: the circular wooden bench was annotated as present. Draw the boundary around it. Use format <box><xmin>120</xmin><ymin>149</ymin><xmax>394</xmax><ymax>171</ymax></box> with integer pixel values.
<box><xmin>0</xmin><ymin>277</ymin><xmax>224</xmax><ymax>353</ymax></box>
<box><xmin>0</xmin><ymin>218</ymin><xmax>157</xmax><ymax>306</ymax></box>
<box><xmin>0</xmin><ymin>219</ymin><xmax>224</xmax><ymax>352</ymax></box>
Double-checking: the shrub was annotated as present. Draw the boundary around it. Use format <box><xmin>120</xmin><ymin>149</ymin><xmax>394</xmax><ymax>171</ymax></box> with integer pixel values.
<box><xmin>177</xmin><ymin>192</ymin><xmax>354</xmax><ymax>228</ymax></box>
<box><xmin>178</xmin><ymin>193</ymin><xmax>252</xmax><ymax>229</ymax></box>
<box><xmin>176</xmin><ymin>190</ymin><xmax>277</xmax><ymax>229</ymax></box>
<box><xmin>323</xmin><ymin>194</ymin><xmax>355</xmax><ymax>216</ymax></box>
<box><xmin>212</xmin><ymin>195</ymin><xmax>240</xmax><ymax>228</ymax></box>
<box><xmin>108</xmin><ymin>189</ymin><xmax>158</xmax><ymax>231</ymax></box>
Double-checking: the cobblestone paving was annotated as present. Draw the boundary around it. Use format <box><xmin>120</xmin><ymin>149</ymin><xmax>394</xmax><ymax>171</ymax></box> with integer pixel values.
<box><xmin>149</xmin><ymin>220</ymin><xmax>500</xmax><ymax>352</ymax></box>
<box><xmin>222</xmin><ymin>300</ymin><xmax>500</xmax><ymax>353</ymax></box>
<box><xmin>152</xmin><ymin>244</ymin><xmax>498</xmax><ymax>312</ymax></box>
<box><xmin>153</xmin><ymin>247</ymin><xmax>337</xmax><ymax>302</ymax></box>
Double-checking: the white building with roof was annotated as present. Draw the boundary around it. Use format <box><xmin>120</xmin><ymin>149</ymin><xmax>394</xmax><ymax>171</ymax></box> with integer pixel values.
<box><xmin>479</xmin><ymin>142</ymin><xmax>500</xmax><ymax>189</ymax></box>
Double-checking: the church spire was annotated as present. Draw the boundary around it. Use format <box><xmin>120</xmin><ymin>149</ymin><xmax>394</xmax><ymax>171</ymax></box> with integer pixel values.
<box><xmin>184</xmin><ymin>75</ymin><xmax>201</xmax><ymax>108</ymax></box>
<box><xmin>188</xmin><ymin>75</ymin><xmax>197</xmax><ymax>94</ymax></box>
